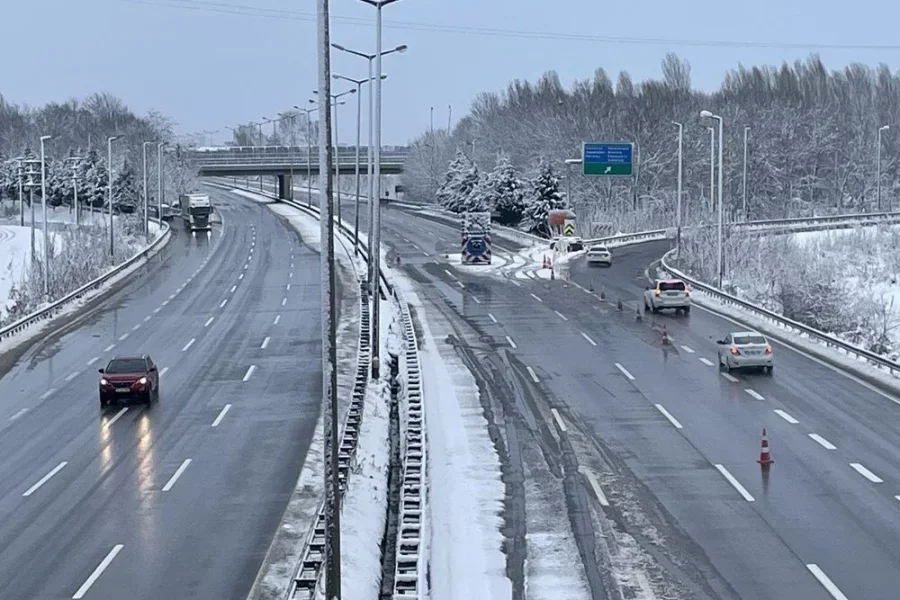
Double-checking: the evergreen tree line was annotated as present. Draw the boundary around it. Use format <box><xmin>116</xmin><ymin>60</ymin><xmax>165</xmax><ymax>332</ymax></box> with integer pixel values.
<box><xmin>0</xmin><ymin>93</ymin><xmax>198</xmax><ymax>211</ymax></box>
<box><xmin>404</xmin><ymin>53</ymin><xmax>900</xmax><ymax>235</ymax></box>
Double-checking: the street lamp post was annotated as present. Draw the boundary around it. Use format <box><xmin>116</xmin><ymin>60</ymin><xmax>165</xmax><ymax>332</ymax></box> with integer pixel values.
<box><xmin>314</xmin><ymin>89</ymin><xmax>356</xmax><ymax>225</ymax></box>
<box><xmin>40</xmin><ymin>135</ymin><xmax>52</xmax><ymax>297</ymax></box>
<box><xmin>295</xmin><ymin>105</ymin><xmax>319</xmax><ymax>207</ymax></box>
<box><xmin>334</xmin><ymin>73</ymin><xmax>388</xmax><ymax>255</ymax></box>
<box><xmin>142</xmin><ymin>141</ymin><xmax>153</xmax><ymax>241</ymax></box>
<box><xmin>564</xmin><ymin>158</ymin><xmax>581</xmax><ymax>212</ymax></box>
<box><xmin>877</xmin><ymin>125</ymin><xmax>890</xmax><ymax>211</ymax></box>
<box><xmin>157</xmin><ymin>142</ymin><xmax>167</xmax><ymax>227</ymax></box>
<box><xmin>708</xmin><ymin>126</ymin><xmax>715</xmax><ymax>215</ymax></box>
<box><xmin>108</xmin><ymin>136</ymin><xmax>119</xmax><ymax>257</ymax></box>
<box><xmin>16</xmin><ymin>159</ymin><xmax>24</xmax><ymax>227</ymax></box>
<box><xmin>65</xmin><ymin>156</ymin><xmax>82</xmax><ymax>226</ymax></box>
<box><xmin>672</xmin><ymin>121</ymin><xmax>683</xmax><ymax>255</ymax></box>
<box><xmin>279</xmin><ymin>112</ymin><xmax>297</xmax><ymax>195</ymax></box>
<box><xmin>701</xmin><ymin>110</ymin><xmax>724</xmax><ymax>289</ymax></box>
<box><xmin>742</xmin><ymin>126</ymin><xmax>750</xmax><ymax>220</ymax></box>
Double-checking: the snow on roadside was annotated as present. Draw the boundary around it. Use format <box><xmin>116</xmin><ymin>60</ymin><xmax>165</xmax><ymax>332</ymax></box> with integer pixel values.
<box><xmin>0</xmin><ymin>225</ymin><xmax>68</xmax><ymax>321</ymax></box>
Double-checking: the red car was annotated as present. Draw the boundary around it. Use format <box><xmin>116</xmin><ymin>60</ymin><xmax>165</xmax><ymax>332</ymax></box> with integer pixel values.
<box><xmin>98</xmin><ymin>355</ymin><xmax>160</xmax><ymax>407</ymax></box>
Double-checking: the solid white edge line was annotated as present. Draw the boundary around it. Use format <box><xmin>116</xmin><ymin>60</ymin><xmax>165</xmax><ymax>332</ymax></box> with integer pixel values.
<box><xmin>162</xmin><ymin>459</ymin><xmax>192</xmax><ymax>492</ymax></box>
<box><xmin>506</xmin><ymin>336</ymin><xmax>517</xmax><ymax>349</ymax></box>
<box><xmin>526</xmin><ymin>366</ymin><xmax>540</xmax><ymax>383</ymax></box>
<box><xmin>581</xmin><ymin>331</ymin><xmax>598</xmax><ymax>346</ymax></box>
<box><xmin>578</xmin><ymin>466</ymin><xmax>610</xmax><ymax>507</ymax></box>
<box><xmin>699</xmin><ymin>357</ymin><xmax>714</xmax><ymax>366</ymax></box>
<box><xmin>105</xmin><ymin>407</ymin><xmax>129</xmax><ymax>428</ymax></box>
<box><xmin>550</xmin><ymin>408</ymin><xmax>568</xmax><ymax>433</ymax></box>
<box><xmin>745</xmin><ymin>389</ymin><xmax>765</xmax><ymax>400</ymax></box>
<box><xmin>242</xmin><ymin>365</ymin><xmax>257</xmax><ymax>382</ymax></box>
<box><xmin>714</xmin><ymin>464</ymin><xmax>755</xmax><ymax>501</ymax></box>
<box><xmin>219</xmin><ymin>299</ymin><xmax>228</xmax><ymax>308</ymax></box>
<box><xmin>72</xmin><ymin>544</ymin><xmax>124</xmax><ymax>599</ymax></box>
<box><xmin>806</xmin><ymin>564</ymin><xmax>850</xmax><ymax>600</ymax></box>
<box><xmin>181</xmin><ymin>338</ymin><xmax>195</xmax><ymax>352</ymax></box>
<box><xmin>615</xmin><ymin>363</ymin><xmax>635</xmax><ymax>380</ymax></box>
<box><xmin>211</xmin><ymin>404</ymin><xmax>232</xmax><ymax>427</ymax></box>
<box><xmin>204</xmin><ymin>317</ymin><xmax>215</xmax><ymax>327</ymax></box>
<box><xmin>488</xmin><ymin>313</ymin><xmax>498</xmax><ymax>323</ymax></box>
<box><xmin>680</xmin><ymin>345</ymin><xmax>695</xmax><ymax>353</ymax></box>
<box><xmin>850</xmin><ymin>462</ymin><xmax>883</xmax><ymax>483</ymax></box>
<box><xmin>554</xmin><ymin>310</ymin><xmax>568</xmax><ymax>321</ymax></box>
<box><xmin>774</xmin><ymin>409</ymin><xmax>799</xmax><ymax>424</ymax></box>
<box><xmin>40</xmin><ymin>388</ymin><xmax>56</xmax><ymax>400</ymax></box>
<box><xmin>530</xmin><ymin>293</ymin><xmax>543</xmax><ymax>302</ymax></box>
<box><xmin>720</xmin><ymin>372</ymin><xmax>739</xmax><ymax>383</ymax></box>
<box><xmin>23</xmin><ymin>461</ymin><xmax>68</xmax><ymax>497</ymax></box>
<box><xmin>654</xmin><ymin>404</ymin><xmax>683</xmax><ymax>428</ymax></box>
<box><xmin>261</xmin><ymin>336</ymin><xmax>270</xmax><ymax>349</ymax></box>
<box><xmin>808</xmin><ymin>433</ymin><xmax>837</xmax><ymax>450</ymax></box>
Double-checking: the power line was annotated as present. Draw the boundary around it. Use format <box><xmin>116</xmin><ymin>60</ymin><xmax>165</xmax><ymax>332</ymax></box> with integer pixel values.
<box><xmin>119</xmin><ymin>0</ymin><xmax>900</xmax><ymax>51</ymax></box>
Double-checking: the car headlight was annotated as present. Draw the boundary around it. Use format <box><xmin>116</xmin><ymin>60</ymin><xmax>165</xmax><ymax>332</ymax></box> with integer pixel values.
<box><xmin>100</xmin><ymin>378</ymin><xmax>109</xmax><ymax>386</ymax></box>
<box><xmin>138</xmin><ymin>377</ymin><xmax>148</xmax><ymax>385</ymax></box>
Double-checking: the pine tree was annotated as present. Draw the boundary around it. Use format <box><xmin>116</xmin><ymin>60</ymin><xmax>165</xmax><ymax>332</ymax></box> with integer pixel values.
<box><xmin>523</xmin><ymin>158</ymin><xmax>566</xmax><ymax>237</ymax></box>
<box><xmin>81</xmin><ymin>149</ymin><xmax>108</xmax><ymax>209</ymax></box>
<box><xmin>436</xmin><ymin>150</ymin><xmax>470</xmax><ymax>211</ymax></box>
<box><xmin>475</xmin><ymin>153</ymin><xmax>525</xmax><ymax>225</ymax></box>
<box><xmin>112</xmin><ymin>158</ymin><xmax>139</xmax><ymax>212</ymax></box>
<box><xmin>453</xmin><ymin>162</ymin><xmax>481</xmax><ymax>213</ymax></box>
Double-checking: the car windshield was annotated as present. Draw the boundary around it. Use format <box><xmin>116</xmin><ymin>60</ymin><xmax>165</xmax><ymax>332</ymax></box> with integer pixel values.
<box><xmin>659</xmin><ymin>281</ymin><xmax>686</xmax><ymax>292</ymax></box>
<box><xmin>590</xmin><ymin>246</ymin><xmax>608</xmax><ymax>252</ymax></box>
<box><xmin>733</xmin><ymin>335</ymin><xmax>767</xmax><ymax>345</ymax></box>
<box><xmin>105</xmin><ymin>358</ymin><xmax>147</xmax><ymax>373</ymax></box>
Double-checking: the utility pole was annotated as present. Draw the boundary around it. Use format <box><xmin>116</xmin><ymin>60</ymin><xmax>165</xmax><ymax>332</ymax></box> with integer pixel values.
<box><xmin>108</xmin><ymin>136</ymin><xmax>118</xmax><ymax>257</ymax></box>
<box><xmin>16</xmin><ymin>159</ymin><xmax>24</xmax><ymax>227</ymax></box>
<box><xmin>40</xmin><ymin>135</ymin><xmax>52</xmax><ymax>298</ymax></box>
<box><xmin>316</xmin><ymin>0</ymin><xmax>341</xmax><ymax>598</ymax></box>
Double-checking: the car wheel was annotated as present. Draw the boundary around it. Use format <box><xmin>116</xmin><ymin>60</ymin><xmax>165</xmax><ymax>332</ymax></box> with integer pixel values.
<box><xmin>722</xmin><ymin>359</ymin><xmax>731</xmax><ymax>373</ymax></box>
<box><xmin>683</xmin><ymin>306</ymin><xmax>691</xmax><ymax>315</ymax></box>
<box><xmin>766</xmin><ymin>366</ymin><xmax>774</xmax><ymax>376</ymax></box>
<box><xmin>651</xmin><ymin>304</ymin><xmax>659</xmax><ymax>314</ymax></box>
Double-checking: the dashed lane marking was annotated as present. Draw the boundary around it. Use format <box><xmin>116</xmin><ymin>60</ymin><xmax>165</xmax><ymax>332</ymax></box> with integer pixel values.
<box><xmin>554</xmin><ymin>310</ymin><xmax>568</xmax><ymax>321</ymax></box>
<box><xmin>261</xmin><ymin>337</ymin><xmax>270</xmax><ymax>349</ymax></box>
<box><xmin>681</xmin><ymin>345</ymin><xmax>694</xmax><ymax>353</ymax></box>
<box><xmin>65</xmin><ymin>372</ymin><xmax>79</xmax><ymax>382</ymax></box>
<box><xmin>87</xmin><ymin>357</ymin><xmax>99</xmax><ymax>366</ymax></box>
<box><xmin>655</xmin><ymin>404</ymin><xmax>683</xmax><ymax>428</ymax></box>
<box><xmin>578</xmin><ymin>466</ymin><xmax>610</xmax><ymax>507</ymax></box>
<box><xmin>526</xmin><ymin>366</ymin><xmax>540</xmax><ymax>383</ymax></box>
<box><xmin>699</xmin><ymin>357</ymin><xmax>714</xmax><ymax>366</ymax></box>
<box><xmin>850</xmin><ymin>463</ymin><xmax>883</xmax><ymax>483</ymax></box>
<box><xmin>472</xmin><ymin>296</ymin><xmax>481</xmax><ymax>304</ymax></box>
<box><xmin>506</xmin><ymin>336</ymin><xmax>517</xmax><ymax>349</ymax></box>
<box><xmin>162</xmin><ymin>459</ymin><xmax>192</xmax><ymax>492</ymax></box>
<box><xmin>809</xmin><ymin>434</ymin><xmax>836</xmax><ymax>450</ymax></box>
<box><xmin>23</xmin><ymin>461</ymin><xmax>68</xmax><ymax>497</ymax></box>
<box><xmin>530</xmin><ymin>293</ymin><xmax>543</xmax><ymax>302</ymax></box>
<box><xmin>806</xmin><ymin>564</ymin><xmax>850</xmax><ymax>600</ymax></box>
<box><xmin>211</xmin><ymin>404</ymin><xmax>231</xmax><ymax>427</ymax></box>
<box><xmin>745</xmin><ymin>389</ymin><xmax>765</xmax><ymax>401</ymax></box>
<box><xmin>488</xmin><ymin>313</ymin><xmax>498</xmax><ymax>324</ymax></box>
<box><xmin>118</xmin><ymin>333</ymin><xmax>129</xmax><ymax>341</ymax></box>
<box><xmin>72</xmin><ymin>544</ymin><xmax>124</xmax><ymax>599</ymax></box>
<box><xmin>9</xmin><ymin>408</ymin><xmax>29</xmax><ymax>421</ymax></box>
<box><xmin>550</xmin><ymin>408</ymin><xmax>568</xmax><ymax>433</ymax></box>
<box><xmin>204</xmin><ymin>317</ymin><xmax>214</xmax><ymax>327</ymax></box>
<box><xmin>714</xmin><ymin>464</ymin><xmax>755</xmax><ymax>502</ymax></box>
<box><xmin>40</xmin><ymin>389</ymin><xmax>56</xmax><ymax>400</ymax></box>
<box><xmin>220</xmin><ymin>299</ymin><xmax>228</xmax><ymax>308</ymax></box>
<box><xmin>274</xmin><ymin>315</ymin><xmax>281</xmax><ymax>325</ymax></box>
<box><xmin>242</xmin><ymin>365</ymin><xmax>257</xmax><ymax>382</ymax></box>
<box><xmin>774</xmin><ymin>409</ymin><xmax>799</xmax><ymax>424</ymax></box>
<box><xmin>181</xmin><ymin>339</ymin><xmax>196</xmax><ymax>352</ymax></box>
<box><xmin>721</xmin><ymin>372</ymin><xmax>739</xmax><ymax>383</ymax></box>
<box><xmin>615</xmin><ymin>363</ymin><xmax>635</xmax><ymax>380</ymax></box>
<box><xmin>581</xmin><ymin>332</ymin><xmax>598</xmax><ymax>346</ymax></box>
<box><xmin>105</xmin><ymin>407</ymin><xmax>129</xmax><ymax>428</ymax></box>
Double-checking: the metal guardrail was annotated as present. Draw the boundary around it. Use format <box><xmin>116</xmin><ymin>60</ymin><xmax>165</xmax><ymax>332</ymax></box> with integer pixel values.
<box><xmin>658</xmin><ymin>249</ymin><xmax>900</xmax><ymax>375</ymax></box>
<box><xmin>391</xmin><ymin>286</ymin><xmax>426</xmax><ymax>599</ymax></box>
<box><xmin>0</xmin><ymin>219</ymin><xmax>172</xmax><ymax>343</ymax></box>
<box><xmin>192</xmin><ymin>150</ymin><xmax>409</xmax><ymax>167</ymax></box>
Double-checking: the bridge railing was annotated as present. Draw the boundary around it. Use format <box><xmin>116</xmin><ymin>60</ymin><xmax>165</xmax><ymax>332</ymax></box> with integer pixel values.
<box><xmin>192</xmin><ymin>149</ymin><xmax>408</xmax><ymax>166</ymax></box>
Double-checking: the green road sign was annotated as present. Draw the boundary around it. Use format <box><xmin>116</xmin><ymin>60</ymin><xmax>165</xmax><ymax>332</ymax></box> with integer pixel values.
<box><xmin>582</xmin><ymin>142</ymin><xmax>633</xmax><ymax>176</ymax></box>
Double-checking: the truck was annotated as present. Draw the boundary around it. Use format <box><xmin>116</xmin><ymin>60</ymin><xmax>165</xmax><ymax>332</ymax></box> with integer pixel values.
<box><xmin>179</xmin><ymin>193</ymin><xmax>213</xmax><ymax>231</ymax></box>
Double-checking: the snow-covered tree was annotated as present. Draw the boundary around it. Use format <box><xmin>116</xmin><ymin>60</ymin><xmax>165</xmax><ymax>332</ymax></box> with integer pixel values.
<box><xmin>436</xmin><ymin>150</ymin><xmax>470</xmax><ymax>211</ymax></box>
<box><xmin>522</xmin><ymin>159</ymin><xmax>566</xmax><ymax>237</ymax></box>
<box><xmin>472</xmin><ymin>152</ymin><xmax>525</xmax><ymax>225</ymax></box>
<box><xmin>112</xmin><ymin>159</ymin><xmax>139</xmax><ymax>211</ymax></box>
<box><xmin>81</xmin><ymin>149</ymin><xmax>108</xmax><ymax>209</ymax></box>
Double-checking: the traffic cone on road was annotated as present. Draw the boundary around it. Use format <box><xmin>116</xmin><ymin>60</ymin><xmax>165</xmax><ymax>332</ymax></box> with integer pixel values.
<box><xmin>661</xmin><ymin>325</ymin><xmax>671</xmax><ymax>345</ymax></box>
<box><xmin>635</xmin><ymin>304</ymin><xmax>642</xmax><ymax>321</ymax></box>
<box><xmin>600</xmin><ymin>288</ymin><xmax>606</xmax><ymax>301</ymax></box>
<box><xmin>757</xmin><ymin>428</ymin><xmax>775</xmax><ymax>466</ymax></box>
<box><xmin>550</xmin><ymin>268</ymin><xmax>555</xmax><ymax>280</ymax></box>
<box><xmin>543</xmin><ymin>255</ymin><xmax>549</xmax><ymax>269</ymax></box>
<box><xmin>589</xmin><ymin>281</ymin><xmax>595</xmax><ymax>292</ymax></box>
<box><xmin>616</xmin><ymin>298</ymin><xmax>623</xmax><ymax>311</ymax></box>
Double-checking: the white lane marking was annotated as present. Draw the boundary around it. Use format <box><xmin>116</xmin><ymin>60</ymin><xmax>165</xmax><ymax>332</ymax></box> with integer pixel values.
<box><xmin>105</xmin><ymin>407</ymin><xmax>129</xmax><ymax>428</ymax></box>
<box><xmin>550</xmin><ymin>408</ymin><xmax>568</xmax><ymax>433</ymax></box>
<box><xmin>581</xmin><ymin>332</ymin><xmax>598</xmax><ymax>346</ymax></box>
<box><xmin>745</xmin><ymin>389</ymin><xmax>765</xmax><ymax>401</ymax></box>
<box><xmin>806</xmin><ymin>564</ymin><xmax>850</xmax><ymax>600</ymax></box>
<box><xmin>274</xmin><ymin>315</ymin><xmax>281</xmax><ymax>325</ymax></box>
<box><xmin>714</xmin><ymin>464</ymin><xmax>755</xmax><ymax>502</ymax></box>
<box><xmin>87</xmin><ymin>357</ymin><xmax>99</xmax><ymax>366</ymax></box>
<box><xmin>530</xmin><ymin>293</ymin><xmax>543</xmax><ymax>302</ymax></box>
<box><xmin>159</xmin><ymin>367</ymin><xmax>169</xmax><ymax>378</ymax></box>
<box><xmin>131</xmin><ymin>324</ymin><xmax>141</xmax><ymax>332</ymax></box>
<box><xmin>281</xmin><ymin>297</ymin><xmax>287</xmax><ymax>306</ymax></box>
<box><xmin>230</xmin><ymin>285</ymin><xmax>237</xmax><ymax>293</ymax></box>
<box><xmin>850</xmin><ymin>462</ymin><xmax>883</xmax><ymax>483</ymax></box>
<box><xmin>578</xmin><ymin>466</ymin><xmax>610</xmax><ymax>507</ymax></box>
<box><xmin>472</xmin><ymin>296</ymin><xmax>481</xmax><ymax>304</ymax></box>
<box><xmin>680</xmin><ymin>345</ymin><xmax>695</xmax><ymax>353</ymax></box>
<box><xmin>23</xmin><ymin>461</ymin><xmax>68</xmax><ymax>497</ymax></box>
<box><xmin>615</xmin><ymin>363</ymin><xmax>635</xmax><ymax>381</ymax></box>
<box><xmin>526</xmin><ymin>366</ymin><xmax>540</xmax><ymax>383</ymax></box>
<box><xmin>40</xmin><ymin>388</ymin><xmax>56</xmax><ymax>400</ymax></box>
<box><xmin>65</xmin><ymin>372</ymin><xmax>79</xmax><ymax>382</ymax></box>
<box><xmin>291</xmin><ymin>262</ymin><xmax>294</xmax><ymax>268</ymax></box>
<box><xmin>506</xmin><ymin>336</ymin><xmax>518</xmax><ymax>349</ymax></box>
<box><xmin>720</xmin><ymin>372</ymin><xmax>739</xmax><ymax>383</ymax></box>
<box><xmin>895</xmin><ymin>495</ymin><xmax>900</xmax><ymax>503</ymax></box>
<box><xmin>204</xmin><ymin>317</ymin><xmax>215</xmax><ymax>327</ymax></box>
<box><xmin>554</xmin><ymin>310</ymin><xmax>568</xmax><ymax>321</ymax></box>
<box><xmin>655</xmin><ymin>404</ymin><xmax>683</xmax><ymax>428</ymax></box>
<box><xmin>261</xmin><ymin>336</ymin><xmax>271</xmax><ymax>349</ymax></box>
<box><xmin>809</xmin><ymin>433</ymin><xmax>837</xmax><ymax>450</ymax></box>
<box><xmin>244</xmin><ymin>263</ymin><xmax>248</xmax><ymax>270</ymax></box>
<box><xmin>699</xmin><ymin>357</ymin><xmax>714</xmax><ymax>366</ymax></box>
<box><xmin>488</xmin><ymin>313</ymin><xmax>498</xmax><ymax>324</ymax></box>
<box><xmin>511</xmin><ymin>280</ymin><xmax>522</xmax><ymax>287</ymax></box>
<box><xmin>444</xmin><ymin>269</ymin><xmax>457</xmax><ymax>279</ymax></box>
<box><xmin>211</xmin><ymin>404</ymin><xmax>232</xmax><ymax>427</ymax></box>
<box><xmin>144</xmin><ymin>315</ymin><xmax>151</xmax><ymax>322</ymax></box>
<box><xmin>288</xmin><ymin>272</ymin><xmax>291</xmax><ymax>279</ymax></box>
<box><xmin>118</xmin><ymin>333</ymin><xmax>129</xmax><ymax>341</ymax></box>
<box><xmin>162</xmin><ymin>459</ymin><xmax>192</xmax><ymax>492</ymax></box>
<box><xmin>10</xmin><ymin>408</ymin><xmax>29</xmax><ymax>421</ymax></box>
<box><xmin>239</xmin><ymin>273</ymin><xmax>245</xmax><ymax>280</ymax></box>
<box><xmin>423</xmin><ymin>251</ymin><xmax>430</xmax><ymax>256</ymax></box>
<box><xmin>456</xmin><ymin>281</ymin><xmax>465</xmax><ymax>289</ymax></box>
<box><xmin>286</xmin><ymin>284</ymin><xmax>291</xmax><ymax>291</ymax></box>
<box><xmin>72</xmin><ymin>544</ymin><xmax>124</xmax><ymax>599</ymax></box>
<box><xmin>219</xmin><ymin>299</ymin><xmax>228</xmax><ymax>308</ymax></box>
<box><xmin>168</xmin><ymin>293</ymin><xmax>176</xmax><ymax>300</ymax></box>
<box><xmin>162</xmin><ymin>300</ymin><xmax>170</xmax><ymax>307</ymax></box>
<box><xmin>774</xmin><ymin>409</ymin><xmax>799</xmax><ymax>424</ymax></box>
<box><xmin>242</xmin><ymin>365</ymin><xmax>257</xmax><ymax>382</ymax></box>
<box><xmin>152</xmin><ymin>307</ymin><xmax>161</xmax><ymax>314</ymax></box>
<box><xmin>181</xmin><ymin>338</ymin><xmax>196</xmax><ymax>352</ymax></box>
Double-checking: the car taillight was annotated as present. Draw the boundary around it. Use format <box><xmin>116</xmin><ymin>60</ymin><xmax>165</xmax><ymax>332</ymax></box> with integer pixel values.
<box><xmin>655</xmin><ymin>289</ymin><xmax>660</xmax><ymax>297</ymax></box>
<box><xmin>765</xmin><ymin>345</ymin><xmax>773</xmax><ymax>354</ymax></box>
<box><xmin>684</xmin><ymin>289</ymin><xmax>690</xmax><ymax>296</ymax></box>
<box><xmin>730</xmin><ymin>347</ymin><xmax>741</xmax><ymax>355</ymax></box>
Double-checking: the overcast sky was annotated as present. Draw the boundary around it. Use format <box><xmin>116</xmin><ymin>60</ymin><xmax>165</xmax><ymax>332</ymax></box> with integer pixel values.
<box><xmin>4</xmin><ymin>0</ymin><xmax>900</xmax><ymax>145</ymax></box>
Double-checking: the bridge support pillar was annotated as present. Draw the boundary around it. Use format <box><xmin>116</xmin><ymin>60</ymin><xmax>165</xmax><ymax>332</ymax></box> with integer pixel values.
<box><xmin>277</xmin><ymin>175</ymin><xmax>294</xmax><ymax>201</ymax></box>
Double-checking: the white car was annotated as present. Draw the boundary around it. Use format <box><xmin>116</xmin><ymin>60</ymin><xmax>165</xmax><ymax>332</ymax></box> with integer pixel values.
<box><xmin>644</xmin><ymin>279</ymin><xmax>690</xmax><ymax>314</ymax></box>
<box><xmin>716</xmin><ymin>331</ymin><xmax>774</xmax><ymax>374</ymax></box>
<box><xmin>586</xmin><ymin>245</ymin><xmax>612</xmax><ymax>266</ymax></box>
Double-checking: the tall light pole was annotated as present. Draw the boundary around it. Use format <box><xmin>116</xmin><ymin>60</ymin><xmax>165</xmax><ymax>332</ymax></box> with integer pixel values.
<box><xmin>672</xmin><ymin>121</ymin><xmax>683</xmax><ymax>255</ymax></box>
<box><xmin>157</xmin><ymin>142</ymin><xmax>167</xmax><ymax>227</ymax></box>
<box><xmin>279</xmin><ymin>112</ymin><xmax>297</xmax><ymax>193</ymax></box>
<box><xmin>315</xmin><ymin>0</ymin><xmax>340</xmax><ymax>596</ymax></box>
<box><xmin>16</xmin><ymin>159</ymin><xmax>24</xmax><ymax>227</ymax></box>
<box><xmin>39</xmin><ymin>135</ymin><xmax>52</xmax><ymax>297</ymax></box>
<box><xmin>331</xmin><ymin>41</ymin><xmax>407</xmax><ymax>317</ymax></box>
<box><xmin>65</xmin><ymin>156</ymin><xmax>82</xmax><ymax>226</ymax></box>
<box><xmin>701</xmin><ymin>110</ymin><xmax>724</xmax><ymax>289</ymax></box>
<box><xmin>334</xmin><ymin>72</ymin><xmax>387</xmax><ymax>255</ymax></box>
<box><xmin>708</xmin><ymin>126</ymin><xmax>716</xmax><ymax>214</ymax></box>
<box><xmin>877</xmin><ymin>124</ymin><xmax>890</xmax><ymax>211</ymax></box>
<box><xmin>313</xmin><ymin>89</ymin><xmax>356</xmax><ymax>223</ymax></box>
<box><xmin>108</xmin><ymin>136</ymin><xmax>118</xmax><ymax>257</ymax></box>
<box><xmin>294</xmin><ymin>105</ymin><xmax>319</xmax><ymax>207</ymax></box>
<box><xmin>564</xmin><ymin>158</ymin><xmax>581</xmax><ymax>211</ymax></box>
<box><xmin>742</xmin><ymin>126</ymin><xmax>750</xmax><ymax>220</ymax></box>
<box><xmin>142</xmin><ymin>141</ymin><xmax>153</xmax><ymax>240</ymax></box>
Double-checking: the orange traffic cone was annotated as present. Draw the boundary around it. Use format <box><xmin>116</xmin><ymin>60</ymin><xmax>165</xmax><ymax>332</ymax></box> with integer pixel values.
<box><xmin>758</xmin><ymin>428</ymin><xmax>774</xmax><ymax>466</ymax></box>
<box><xmin>542</xmin><ymin>256</ymin><xmax>549</xmax><ymax>269</ymax></box>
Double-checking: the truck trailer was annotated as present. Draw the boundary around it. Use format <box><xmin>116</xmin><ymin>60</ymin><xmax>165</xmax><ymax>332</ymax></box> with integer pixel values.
<box><xmin>179</xmin><ymin>193</ymin><xmax>213</xmax><ymax>231</ymax></box>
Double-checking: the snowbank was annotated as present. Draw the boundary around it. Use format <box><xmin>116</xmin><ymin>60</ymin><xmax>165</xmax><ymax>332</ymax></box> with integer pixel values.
<box><xmin>0</xmin><ymin>226</ymin><xmax>64</xmax><ymax>321</ymax></box>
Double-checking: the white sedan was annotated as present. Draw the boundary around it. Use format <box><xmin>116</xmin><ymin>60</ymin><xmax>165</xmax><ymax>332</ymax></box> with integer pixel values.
<box><xmin>716</xmin><ymin>331</ymin><xmax>774</xmax><ymax>374</ymax></box>
<box><xmin>586</xmin><ymin>245</ymin><xmax>612</xmax><ymax>266</ymax></box>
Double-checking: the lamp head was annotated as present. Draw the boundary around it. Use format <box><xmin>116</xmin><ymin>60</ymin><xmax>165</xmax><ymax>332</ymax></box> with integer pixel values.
<box><xmin>395</xmin><ymin>44</ymin><xmax>408</xmax><ymax>53</ymax></box>
<box><xmin>700</xmin><ymin>110</ymin><xmax>713</xmax><ymax>119</ymax></box>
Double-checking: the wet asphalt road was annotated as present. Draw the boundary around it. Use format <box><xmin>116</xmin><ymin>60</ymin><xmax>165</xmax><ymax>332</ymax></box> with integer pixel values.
<box><xmin>372</xmin><ymin>204</ymin><xmax>900</xmax><ymax>600</ymax></box>
<box><xmin>0</xmin><ymin>189</ymin><xmax>322</xmax><ymax>600</ymax></box>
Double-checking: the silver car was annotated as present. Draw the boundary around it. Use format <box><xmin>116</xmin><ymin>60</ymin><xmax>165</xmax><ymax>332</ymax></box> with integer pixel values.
<box><xmin>716</xmin><ymin>331</ymin><xmax>774</xmax><ymax>374</ymax></box>
<box><xmin>586</xmin><ymin>245</ymin><xmax>612</xmax><ymax>266</ymax></box>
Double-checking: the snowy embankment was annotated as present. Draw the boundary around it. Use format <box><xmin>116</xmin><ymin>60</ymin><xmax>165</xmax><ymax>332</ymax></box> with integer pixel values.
<box><xmin>0</xmin><ymin>225</ymin><xmax>65</xmax><ymax>322</ymax></box>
